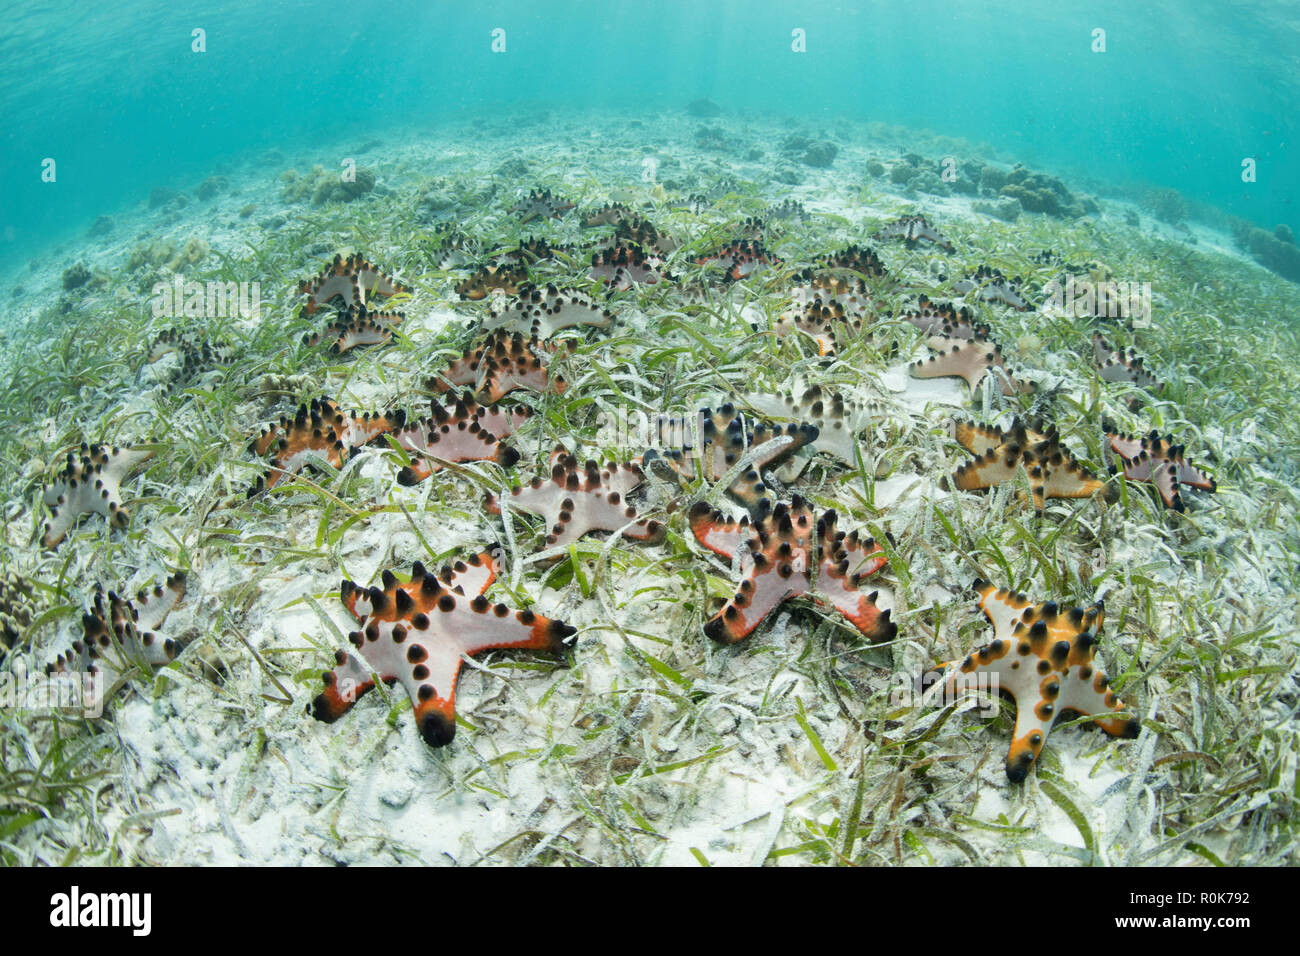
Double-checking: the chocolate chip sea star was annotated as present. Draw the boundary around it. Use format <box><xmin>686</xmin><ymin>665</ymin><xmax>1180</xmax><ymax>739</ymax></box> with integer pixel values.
<box><xmin>689</xmin><ymin>495</ymin><xmax>895</xmax><ymax>644</ymax></box>
<box><xmin>642</xmin><ymin>404</ymin><xmax>819</xmax><ymax>509</ymax></box>
<box><xmin>482</xmin><ymin>284</ymin><xmax>614</xmax><ymax>338</ymax></box>
<box><xmin>310</xmin><ymin>555</ymin><xmax>575</xmax><ymax>746</ymax></box>
<box><xmin>428</xmin><ymin>330</ymin><xmax>569</xmax><ymax>403</ymax></box>
<box><xmin>486</xmin><ymin>448</ymin><xmax>664</xmax><ymax>552</ymax></box>
<box><xmin>877</xmin><ymin>214</ymin><xmax>954</xmax><ymax>252</ymax></box>
<box><xmin>248</xmin><ymin>397</ymin><xmax>404</xmax><ymax>495</ymax></box>
<box><xmin>951</xmin><ymin>418</ymin><xmax>1105</xmax><ymax>511</ymax></box>
<box><xmin>1104</xmin><ymin>427</ymin><xmax>1216</xmax><ymax>512</ymax></box>
<box><xmin>42</xmin><ymin>443</ymin><xmax>153</xmax><ymax>548</ymax></box>
<box><xmin>456</xmin><ymin>262</ymin><xmax>529</xmax><ymax>301</ymax></box>
<box><xmin>911</xmin><ymin>337</ymin><xmax>1033</xmax><ymax>396</ymax></box>
<box><xmin>580</xmin><ymin>202</ymin><xmax>633</xmax><ymax>228</ymax></box>
<box><xmin>773</xmin><ymin>298</ymin><xmax>864</xmax><ymax>355</ymax></box>
<box><xmin>745</xmin><ymin>383</ymin><xmax>874</xmax><ymax>466</ymax></box>
<box><xmin>695</xmin><ymin>239</ymin><xmax>780</xmax><ymax>282</ymax></box>
<box><xmin>1093</xmin><ymin>334</ymin><xmax>1160</xmax><ymax>390</ymax></box>
<box><xmin>510</xmin><ymin>187</ymin><xmax>575</xmax><ymax>223</ymax></box>
<box><xmin>302</xmin><ymin>305</ymin><xmax>404</xmax><ymax>353</ymax></box>
<box><xmin>901</xmin><ymin>297</ymin><xmax>989</xmax><ymax>340</ymax></box>
<box><xmin>923</xmin><ymin>580</ymin><xmax>1139</xmax><ymax>782</ymax></box>
<box><xmin>952</xmin><ymin>265</ymin><xmax>1031</xmax><ymax>310</ymax></box>
<box><xmin>298</xmin><ymin>253</ymin><xmax>408</xmax><ymax>315</ymax></box>
<box><xmin>391</xmin><ymin>393</ymin><xmax>529</xmax><ymax>485</ymax></box>
<box><xmin>589</xmin><ymin>240</ymin><xmax>668</xmax><ymax>290</ymax></box>
<box><xmin>47</xmin><ymin>573</ymin><xmax>187</xmax><ymax>714</ymax></box>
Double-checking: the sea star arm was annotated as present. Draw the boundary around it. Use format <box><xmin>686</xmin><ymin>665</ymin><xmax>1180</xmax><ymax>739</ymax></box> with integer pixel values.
<box><xmin>687</xmin><ymin>502</ymin><xmax>753</xmax><ymax>560</ymax></box>
<box><xmin>1028</xmin><ymin>446</ymin><xmax>1107</xmax><ymax>509</ymax></box>
<box><xmin>589</xmin><ymin>240</ymin><xmax>666</xmax><ymax>289</ymax></box>
<box><xmin>1094</xmin><ymin>335</ymin><xmax>1160</xmax><ymax>389</ymax></box>
<box><xmin>430</xmin><ymin>332</ymin><xmax>567</xmax><ymax>403</ymax></box>
<box><xmin>746</xmin><ymin>385</ymin><xmax>870</xmax><ymax>466</ymax></box>
<box><xmin>299</xmin><ymin>254</ymin><xmax>408</xmax><ymax>314</ymax></box>
<box><xmin>953</xmin><ymin>447</ymin><xmax>1023</xmax><ymax>494</ymax></box>
<box><xmin>248</xmin><ymin>398</ymin><xmax>404</xmax><ymax>494</ymax></box>
<box><xmin>953</xmin><ymin>419</ymin><xmax>1103</xmax><ymax>510</ymax></box>
<box><xmin>304</xmin><ymin>307</ymin><xmax>404</xmax><ymax>353</ymax></box>
<box><xmin>911</xmin><ymin>339</ymin><xmax>1029</xmax><ymax>395</ymax></box>
<box><xmin>133</xmin><ymin>572</ymin><xmax>187</xmax><ymax>632</ymax></box>
<box><xmin>814</xmin><ymin>512</ymin><xmax>895</xmax><ymax>641</ymax></box>
<box><xmin>456</xmin><ymin>263</ymin><xmax>528</xmax><ymax>300</ymax></box>
<box><xmin>774</xmin><ymin>300</ymin><xmax>842</xmax><ymax>355</ymax></box>
<box><xmin>1173</xmin><ymin>452</ymin><xmax>1216</xmax><ymax>492</ymax></box>
<box><xmin>1106</xmin><ymin>429</ymin><xmax>1214</xmax><ymax>511</ymax></box>
<box><xmin>700</xmin><ymin>499</ymin><xmax>814</xmax><ymax>644</ymax></box>
<box><xmin>952</xmin><ymin>420</ymin><xmax>1007</xmax><ymax>456</ymax></box>
<box><xmin>902</xmin><ymin>299</ymin><xmax>987</xmax><ymax>340</ymax></box>
<box><xmin>645</xmin><ymin>405</ymin><xmax>817</xmax><ymax>508</ymax></box>
<box><xmin>511</xmin><ymin>188</ymin><xmax>575</xmax><ymax>222</ymax></box>
<box><xmin>581</xmin><ymin>203</ymin><xmax>633</xmax><ymax>227</ymax></box>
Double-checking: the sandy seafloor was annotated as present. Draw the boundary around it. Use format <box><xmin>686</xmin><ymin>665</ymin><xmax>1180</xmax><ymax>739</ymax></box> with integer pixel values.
<box><xmin>1</xmin><ymin>108</ymin><xmax>1297</xmax><ymax>866</ymax></box>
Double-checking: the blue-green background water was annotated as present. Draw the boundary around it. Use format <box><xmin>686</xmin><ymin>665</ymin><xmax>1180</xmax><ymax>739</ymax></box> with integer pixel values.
<box><xmin>1</xmin><ymin>0</ymin><xmax>1296</xmax><ymax>259</ymax></box>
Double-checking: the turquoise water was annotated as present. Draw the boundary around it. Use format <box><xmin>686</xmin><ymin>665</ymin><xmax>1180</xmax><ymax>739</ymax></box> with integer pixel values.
<box><xmin>1</xmin><ymin>0</ymin><xmax>1296</xmax><ymax>259</ymax></box>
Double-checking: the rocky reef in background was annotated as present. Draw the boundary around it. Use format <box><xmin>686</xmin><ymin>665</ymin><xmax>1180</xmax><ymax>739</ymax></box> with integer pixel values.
<box><xmin>1233</xmin><ymin>219</ymin><xmax>1300</xmax><ymax>282</ymax></box>
<box><xmin>876</xmin><ymin>154</ymin><xmax>1099</xmax><ymax>220</ymax></box>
